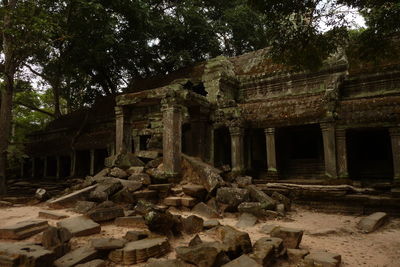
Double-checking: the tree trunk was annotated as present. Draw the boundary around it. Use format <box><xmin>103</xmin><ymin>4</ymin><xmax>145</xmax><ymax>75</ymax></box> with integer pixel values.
<box><xmin>53</xmin><ymin>84</ymin><xmax>62</xmax><ymax>118</ymax></box>
<box><xmin>0</xmin><ymin>0</ymin><xmax>18</xmax><ymax>195</ymax></box>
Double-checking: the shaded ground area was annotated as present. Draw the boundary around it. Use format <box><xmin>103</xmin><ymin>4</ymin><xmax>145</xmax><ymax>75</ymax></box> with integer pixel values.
<box><xmin>1</xmin><ymin>204</ymin><xmax>399</xmax><ymax>266</ymax></box>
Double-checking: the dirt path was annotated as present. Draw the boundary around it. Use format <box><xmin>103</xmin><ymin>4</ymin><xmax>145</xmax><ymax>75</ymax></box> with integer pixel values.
<box><xmin>1</xmin><ymin>204</ymin><xmax>399</xmax><ymax>266</ymax></box>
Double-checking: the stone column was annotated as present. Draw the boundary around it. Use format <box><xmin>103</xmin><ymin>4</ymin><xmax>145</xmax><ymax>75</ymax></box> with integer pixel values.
<box><xmin>70</xmin><ymin>151</ymin><xmax>76</xmax><ymax>177</ymax></box>
<box><xmin>336</xmin><ymin>128</ymin><xmax>348</xmax><ymax>178</ymax></box>
<box><xmin>115</xmin><ymin>106</ymin><xmax>125</xmax><ymax>154</ymax></box>
<box><xmin>90</xmin><ymin>149</ymin><xmax>95</xmax><ymax>176</ymax></box>
<box><xmin>43</xmin><ymin>156</ymin><xmax>48</xmax><ymax>178</ymax></box>
<box><xmin>56</xmin><ymin>156</ymin><xmax>61</xmax><ymax>179</ymax></box>
<box><xmin>389</xmin><ymin>127</ymin><xmax>400</xmax><ymax>182</ymax></box>
<box><xmin>230</xmin><ymin>126</ymin><xmax>245</xmax><ymax>173</ymax></box>
<box><xmin>208</xmin><ymin>126</ymin><xmax>215</xmax><ymax>165</ymax></box>
<box><xmin>162</xmin><ymin>102</ymin><xmax>183</xmax><ymax>175</ymax></box>
<box><xmin>265</xmin><ymin>128</ymin><xmax>278</xmax><ymax>178</ymax></box>
<box><xmin>31</xmin><ymin>158</ymin><xmax>36</xmax><ymax>179</ymax></box>
<box><xmin>321</xmin><ymin>123</ymin><xmax>338</xmax><ymax>178</ymax></box>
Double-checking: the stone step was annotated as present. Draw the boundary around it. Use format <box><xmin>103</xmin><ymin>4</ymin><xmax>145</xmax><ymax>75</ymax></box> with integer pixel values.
<box><xmin>57</xmin><ymin>216</ymin><xmax>100</xmax><ymax>237</ymax></box>
<box><xmin>0</xmin><ymin>220</ymin><xmax>49</xmax><ymax>240</ymax></box>
<box><xmin>39</xmin><ymin>210</ymin><xmax>69</xmax><ymax>220</ymax></box>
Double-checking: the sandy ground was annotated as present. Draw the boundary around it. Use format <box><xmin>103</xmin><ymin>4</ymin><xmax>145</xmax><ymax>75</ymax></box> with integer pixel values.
<box><xmin>1</xmin><ymin>204</ymin><xmax>400</xmax><ymax>267</ymax></box>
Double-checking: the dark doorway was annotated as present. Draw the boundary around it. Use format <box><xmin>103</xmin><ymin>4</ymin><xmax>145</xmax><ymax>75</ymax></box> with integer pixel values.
<box><xmin>214</xmin><ymin>127</ymin><xmax>231</xmax><ymax>167</ymax></box>
<box><xmin>34</xmin><ymin>158</ymin><xmax>45</xmax><ymax>179</ymax></box>
<box><xmin>60</xmin><ymin>156</ymin><xmax>71</xmax><ymax>178</ymax></box>
<box><xmin>140</xmin><ymin>135</ymin><xmax>151</xmax><ymax>150</ymax></box>
<box><xmin>182</xmin><ymin>123</ymin><xmax>192</xmax><ymax>156</ymax></box>
<box><xmin>94</xmin><ymin>149</ymin><xmax>108</xmax><ymax>174</ymax></box>
<box><xmin>277</xmin><ymin>124</ymin><xmax>325</xmax><ymax>178</ymax></box>
<box><xmin>47</xmin><ymin>156</ymin><xmax>57</xmax><ymax>178</ymax></box>
<box><xmin>347</xmin><ymin>128</ymin><xmax>393</xmax><ymax>180</ymax></box>
<box><xmin>76</xmin><ymin>150</ymin><xmax>90</xmax><ymax>177</ymax></box>
<box><xmin>249</xmin><ymin>129</ymin><xmax>267</xmax><ymax>176</ymax></box>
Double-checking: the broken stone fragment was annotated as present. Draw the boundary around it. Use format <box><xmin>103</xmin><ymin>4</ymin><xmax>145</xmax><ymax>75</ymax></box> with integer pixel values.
<box><xmin>182</xmin><ymin>184</ymin><xmax>208</xmax><ymax>199</ymax></box>
<box><xmin>145</xmin><ymin>211</ymin><xmax>176</xmax><ymax>235</ymax></box>
<box><xmin>237</xmin><ymin>202</ymin><xmax>271</xmax><ymax>217</ymax></box>
<box><xmin>216</xmin><ymin>187</ymin><xmax>250</xmax><ymax>210</ymax></box>
<box><xmin>74</xmin><ymin>201</ymin><xmax>98</xmax><ymax>214</ymax></box>
<box><xmin>145</xmin><ymin>258</ymin><xmax>195</xmax><ymax>267</ymax></box>
<box><xmin>182</xmin><ymin>215</ymin><xmax>204</xmax><ymax>235</ymax></box>
<box><xmin>214</xmin><ymin>225</ymin><xmax>253</xmax><ymax>258</ymax></box>
<box><xmin>145</xmin><ymin>157</ymin><xmax>163</xmax><ymax>169</ymax></box>
<box><xmin>357</xmin><ymin>212</ymin><xmax>388</xmax><ymax>233</ymax></box>
<box><xmin>89</xmin><ymin>179</ymin><xmax>123</xmax><ymax>202</ymax></box>
<box><xmin>253</xmin><ymin>237</ymin><xmax>284</xmax><ymax>257</ymax></box>
<box><xmin>109</xmin><ymin>167</ymin><xmax>129</xmax><ymax>179</ymax></box>
<box><xmin>222</xmin><ymin>254</ymin><xmax>262</xmax><ymax>267</ymax></box>
<box><xmin>236</xmin><ymin>213</ymin><xmax>258</xmax><ymax>228</ymax></box>
<box><xmin>235</xmin><ymin>176</ymin><xmax>252</xmax><ymax>188</ymax></box>
<box><xmin>57</xmin><ymin>216</ymin><xmax>101</xmax><ymax>237</ymax></box>
<box><xmin>176</xmin><ymin>242</ymin><xmax>224</xmax><ymax>267</ymax></box>
<box><xmin>35</xmin><ymin>188</ymin><xmax>49</xmax><ymax>201</ymax></box>
<box><xmin>48</xmin><ymin>184</ymin><xmax>98</xmax><ymax>209</ymax></box>
<box><xmin>41</xmin><ymin>226</ymin><xmax>72</xmax><ymax>257</ymax></box>
<box><xmin>247</xmin><ymin>185</ymin><xmax>276</xmax><ymax>210</ymax></box>
<box><xmin>0</xmin><ymin>219</ymin><xmax>49</xmax><ymax>240</ymax></box>
<box><xmin>204</xmin><ymin>219</ymin><xmax>220</xmax><ymax>229</ymax></box>
<box><xmin>128</xmin><ymin>173</ymin><xmax>152</xmax><ymax>185</ymax></box>
<box><xmin>105</xmin><ymin>153</ymin><xmax>144</xmax><ymax>169</ymax></box>
<box><xmin>270</xmin><ymin>227</ymin><xmax>304</xmax><ymax>249</ymax></box>
<box><xmin>0</xmin><ymin>242</ymin><xmax>55</xmax><ymax>267</ymax></box>
<box><xmin>271</xmin><ymin>191</ymin><xmax>291</xmax><ymax>211</ymax></box>
<box><xmin>91</xmin><ymin>238</ymin><xmax>126</xmax><ymax>250</ymax></box>
<box><xmin>192</xmin><ymin>202</ymin><xmax>220</xmax><ymax>218</ymax></box>
<box><xmin>54</xmin><ymin>246</ymin><xmax>98</xmax><ymax>267</ymax></box>
<box><xmin>75</xmin><ymin>259</ymin><xmax>106</xmax><ymax>267</ymax></box>
<box><xmin>109</xmin><ymin>237</ymin><xmax>170</xmax><ymax>265</ymax></box>
<box><xmin>304</xmin><ymin>250</ymin><xmax>341</xmax><ymax>267</ymax></box>
<box><xmin>249</xmin><ymin>243</ymin><xmax>274</xmax><ymax>266</ymax></box>
<box><xmin>136</xmin><ymin>150</ymin><xmax>160</xmax><ymax>160</ymax></box>
<box><xmin>87</xmin><ymin>206</ymin><xmax>125</xmax><ymax>222</ymax></box>
<box><xmin>287</xmin><ymin>248</ymin><xmax>309</xmax><ymax>264</ymax></box>
<box><xmin>39</xmin><ymin>210</ymin><xmax>69</xmax><ymax>220</ymax></box>
<box><xmin>189</xmin><ymin>234</ymin><xmax>203</xmax><ymax>247</ymax></box>
<box><xmin>115</xmin><ymin>216</ymin><xmax>146</xmax><ymax>228</ymax></box>
<box><xmin>124</xmin><ymin>230</ymin><xmax>149</xmax><ymax>241</ymax></box>
<box><xmin>127</xmin><ymin>166</ymin><xmax>145</xmax><ymax>175</ymax></box>
<box><xmin>260</xmin><ymin>224</ymin><xmax>279</xmax><ymax>234</ymax></box>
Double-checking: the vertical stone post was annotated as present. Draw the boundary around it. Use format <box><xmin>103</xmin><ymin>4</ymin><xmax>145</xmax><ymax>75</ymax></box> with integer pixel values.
<box><xmin>31</xmin><ymin>157</ymin><xmax>36</xmax><ymax>179</ymax></box>
<box><xmin>336</xmin><ymin>128</ymin><xmax>348</xmax><ymax>178</ymax></box>
<box><xmin>321</xmin><ymin>123</ymin><xmax>338</xmax><ymax>178</ymax></box>
<box><xmin>389</xmin><ymin>127</ymin><xmax>400</xmax><ymax>183</ymax></box>
<box><xmin>265</xmin><ymin>128</ymin><xmax>278</xmax><ymax>178</ymax></box>
<box><xmin>162</xmin><ymin>100</ymin><xmax>183</xmax><ymax>175</ymax></box>
<box><xmin>208</xmin><ymin>126</ymin><xmax>215</xmax><ymax>165</ymax></box>
<box><xmin>43</xmin><ymin>156</ymin><xmax>48</xmax><ymax>178</ymax></box>
<box><xmin>229</xmin><ymin>126</ymin><xmax>245</xmax><ymax>173</ymax></box>
<box><xmin>90</xmin><ymin>149</ymin><xmax>95</xmax><ymax>176</ymax></box>
<box><xmin>115</xmin><ymin>106</ymin><xmax>125</xmax><ymax>154</ymax></box>
<box><xmin>70</xmin><ymin>151</ymin><xmax>76</xmax><ymax>177</ymax></box>
<box><xmin>56</xmin><ymin>156</ymin><xmax>61</xmax><ymax>179</ymax></box>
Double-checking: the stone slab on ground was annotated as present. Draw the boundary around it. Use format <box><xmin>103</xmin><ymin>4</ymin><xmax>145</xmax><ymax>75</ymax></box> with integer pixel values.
<box><xmin>109</xmin><ymin>237</ymin><xmax>170</xmax><ymax>265</ymax></box>
<box><xmin>87</xmin><ymin>206</ymin><xmax>125</xmax><ymax>222</ymax></box>
<box><xmin>0</xmin><ymin>242</ymin><xmax>55</xmax><ymax>267</ymax></box>
<box><xmin>57</xmin><ymin>216</ymin><xmax>100</xmax><ymax>237</ymax></box>
<box><xmin>0</xmin><ymin>219</ymin><xmax>49</xmax><ymax>240</ymax></box>
<box><xmin>304</xmin><ymin>250</ymin><xmax>341</xmax><ymax>267</ymax></box>
<box><xmin>181</xmin><ymin>196</ymin><xmax>198</xmax><ymax>207</ymax></box>
<box><xmin>76</xmin><ymin>259</ymin><xmax>106</xmax><ymax>267</ymax></box>
<box><xmin>175</xmin><ymin>242</ymin><xmax>223</xmax><ymax>267</ymax></box>
<box><xmin>48</xmin><ymin>185</ymin><xmax>97</xmax><ymax>208</ymax></box>
<box><xmin>124</xmin><ymin>230</ymin><xmax>149</xmax><ymax>241</ymax></box>
<box><xmin>145</xmin><ymin>258</ymin><xmax>195</xmax><ymax>267</ymax></box>
<box><xmin>204</xmin><ymin>219</ymin><xmax>220</xmax><ymax>229</ymax></box>
<box><xmin>357</xmin><ymin>212</ymin><xmax>388</xmax><ymax>233</ymax></box>
<box><xmin>222</xmin><ymin>255</ymin><xmax>262</xmax><ymax>267</ymax></box>
<box><xmin>114</xmin><ymin>216</ymin><xmax>146</xmax><ymax>228</ymax></box>
<box><xmin>270</xmin><ymin>226</ymin><xmax>304</xmax><ymax>249</ymax></box>
<box><xmin>236</xmin><ymin>213</ymin><xmax>258</xmax><ymax>228</ymax></box>
<box><xmin>260</xmin><ymin>224</ymin><xmax>279</xmax><ymax>234</ymax></box>
<box><xmin>91</xmin><ymin>238</ymin><xmax>126</xmax><ymax>250</ymax></box>
<box><xmin>287</xmin><ymin>248</ymin><xmax>309</xmax><ymax>264</ymax></box>
<box><xmin>192</xmin><ymin>202</ymin><xmax>219</xmax><ymax>218</ymax></box>
<box><xmin>253</xmin><ymin>237</ymin><xmax>284</xmax><ymax>257</ymax></box>
<box><xmin>182</xmin><ymin>184</ymin><xmax>207</xmax><ymax>199</ymax></box>
<box><xmin>54</xmin><ymin>246</ymin><xmax>98</xmax><ymax>267</ymax></box>
<box><xmin>182</xmin><ymin>215</ymin><xmax>204</xmax><ymax>234</ymax></box>
<box><xmin>39</xmin><ymin>210</ymin><xmax>69</xmax><ymax>220</ymax></box>
<box><xmin>74</xmin><ymin>201</ymin><xmax>98</xmax><ymax>214</ymax></box>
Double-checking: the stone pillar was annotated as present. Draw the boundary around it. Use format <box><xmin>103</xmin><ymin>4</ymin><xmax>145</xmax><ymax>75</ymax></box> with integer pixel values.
<box><xmin>132</xmin><ymin>130</ymin><xmax>140</xmax><ymax>153</ymax></box>
<box><xmin>56</xmin><ymin>156</ymin><xmax>61</xmax><ymax>179</ymax></box>
<box><xmin>265</xmin><ymin>128</ymin><xmax>278</xmax><ymax>178</ymax></box>
<box><xmin>191</xmin><ymin>119</ymin><xmax>208</xmax><ymax>160</ymax></box>
<box><xmin>90</xmin><ymin>149</ymin><xmax>95</xmax><ymax>176</ymax></box>
<box><xmin>230</xmin><ymin>126</ymin><xmax>245</xmax><ymax>173</ymax></box>
<box><xmin>389</xmin><ymin>127</ymin><xmax>400</xmax><ymax>182</ymax></box>
<box><xmin>115</xmin><ymin>106</ymin><xmax>125</xmax><ymax>154</ymax></box>
<box><xmin>31</xmin><ymin>158</ymin><xmax>36</xmax><ymax>179</ymax></box>
<box><xmin>70</xmin><ymin>151</ymin><xmax>76</xmax><ymax>177</ymax></box>
<box><xmin>336</xmin><ymin>128</ymin><xmax>348</xmax><ymax>178</ymax></box>
<box><xmin>321</xmin><ymin>123</ymin><xmax>338</xmax><ymax>178</ymax></box>
<box><xmin>208</xmin><ymin>126</ymin><xmax>215</xmax><ymax>165</ymax></box>
<box><xmin>43</xmin><ymin>156</ymin><xmax>48</xmax><ymax>178</ymax></box>
<box><xmin>162</xmin><ymin>102</ymin><xmax>183</xmax><ymax>175</ymax></box>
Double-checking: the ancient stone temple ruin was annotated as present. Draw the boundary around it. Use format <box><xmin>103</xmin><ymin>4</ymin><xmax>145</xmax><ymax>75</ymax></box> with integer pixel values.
<box><xmin>24</xmin><ymin>48</ymin><xmax>400</xmax><ymax>187</ymax></box>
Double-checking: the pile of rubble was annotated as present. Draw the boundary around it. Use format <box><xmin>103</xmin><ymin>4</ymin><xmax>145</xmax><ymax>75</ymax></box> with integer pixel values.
<box><xmin>0</xmin><ymin>152</ymin><xmax>390</xmax><ymax>266</ymax></box>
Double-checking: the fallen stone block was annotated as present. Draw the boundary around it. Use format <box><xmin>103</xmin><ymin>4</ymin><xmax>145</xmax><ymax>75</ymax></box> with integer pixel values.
<box><xmin>115</xmin><ymin>216</ymin><xmax>146</xmax><ymax>228</ymax></box>
<box><xmin>35</xmin><ymin>188</ymin><xmax>49</xmax><ymax>201</ymax></box>
<box><xmin>192</xmin><ymin>202</ymin><xmax>219</xmax><ymax>218</ymax></box>
<box><xmin>238</xmin><ymin>202</ymin><xmax>270</xmax><ymax>217</ymax></box>
<box><xmin>39</xmin><ymin>210</ymin><xmax>69</xmax><ymax>220</ymax></box>
<box><xmin>54</xmin><ymin>246</ymin><xmax>98</xmax><ymax>267</ymax></box>
<box><xmin>253</xmin><ymin>237</ymin><xmax>284</xmax><ymax>257</ymax></box>
<box><xmin>181</xmin><ymin>196</ymin><xmax>198</xmax><ymax>207</ymax></box>
<box><xmin>136</xmin><ymin>150</ymin><xmax>160</xmax><ymax>160</ymax></box>
<box><xmin>127</xmin><ymin>166</ymin><xmax>145</xmax><ymax>174</ymax></box>
<box><xmin>204</xmin><ymin>219</ymin><xmax>220</xmax><ymax>229</ymax></box>
<box><xmin>91</xmin><ymin>238</ymin><xmax>126</xmax><ymax>250</ymax></box>
<box><xmin>182</xmin><ymin>184</ymin><xmax>207</xmax><ymax>199</ymax></box>
<box><xmin>145</xmin><ymin>211</ymin><xmax>176</xmax><ymax>235</ymax></box>
<box><xmin>48</xmin><ymin>185</ymin><xmax>97</xmax><ymax>208</ymax></box>
<box><xmin>0</xmin><ymin>242</ymin><xmax>55</xmax><ymax>267</ymax></box>
<box><xmin>145</xmin><ymin>157</ymin><xmax>163</xmax><ymax>169</ymax></box>
<box><xmin>76</xmin><ymin>259</ymin><xmax>106</xmax><ymax>267</ymax></box>
<box><xmin>105</xmin><ymin>153</ymin><xmax>144</xmax><ymax>169</ymax></box>
<box><xmin>222</xmin><ymin>255</ymin><xmax>262</xmax><ymax>267</ymax></box>
<box><xmin>214</xmin><ymin>225</ymin><xmax>252</xmax><ymax>257</ymax></box>
<box><xmin>42</xmin><ymin>226</ymin><xmax>72</xmax><ymax>257</ymax></box>
<box><xmin>0</xmin><ymin>200</ymin><xmax>13</xmax><ymax>207</ymax></box>
<box><xmin>133</xmin><ymin>190</ymin><xmax>158</xmax><ymax>200</ymax></box>
<box><xmin>124</xmin><ymin>230</ymin><xmax>149</xmax><ymax>241</ymax></box>
<box><xmin>271</xmin><ymin>191</ymin><xmax>291</xmax><ymax>211</ymax></box>
<box><xmin>216</xmin><ymin>187</ymin><xmax>250</xmax><ymax>210</ymax></box>
<box><xmin>145</xmin><ymin>258</ymin><xmax>195</xmax><ymax>267</ymax></box>
<box><xmin>357</xmin><ymin>212</ymin><xmax>388</xmax><ymax>233</ymax></box>
<box><xmin>0</xmin><ymin>219</ymin><xmax>48</xmax><ymax>240</ymax></box>
<box><xmin>304</xmin><ymin>250</ymin><xmax>341</xmax><ymax>267</ymax></box>
<box><xmin>176</xmin><ymin>242</ymin><xmax>224</xmax><ymax>267</ymax></box>
<box><xmin>109</xmin><ymin>237</ymin><xmax>170</xmax><ymax>265</ymax></box>
<box><xmin>270</xmin><ymin>227</ymin><xmax>303</xmax><ymax>249</ymax></box>
<box><xmin>57</xmin><ymin>216</ymin><xmax>101</xmax><ymax>237</ymax></box>
<box><xmin>249</xmin><ymin>243</ymin><xmax>274</xmax><ymax>266</ymax></box>
<box><xmin>109</xmin><ymin>167</ymin><xmax>129</xmax><ymax>179</ymax></box>
<box><xmin>128</xmin><ymin>173</ymin><xmax>152</xmax><ymax>185</ymax></box>
<box><xmin>189</xmin><ymin>234</ymin><xmax>202</xmax><ymax>247</ymax></box>
<box><xmin>182</xmin><ymin>215</ymin><xmax>204</xmax><ymax>234</ymax></box>
<box><xmin>74</xmin><ymin>201</ymin><xmax>98</xmax><ymax>214</ymax></box>
<box><xmin>248</xmin><ymin>185</ymin><xmax>276</xmax><ymax>210</ymax></box>
<box><xmin>287</xmin><ymin>248</ymin><xmax>309</xmax><ymax>264</ymax></box>
<box><xmin>87</xmin><ymin>206</ymin><xmax>124</xmax><ymax>222</ymax></box>
<box><xmin>236</xmin><ymin>213</ymin><xmax>257</xmax><ymax>228</ymax></box>
<box><xmin>235</xmin><ymin>176</ymin><xmax>252</xmax><ymax>188</ymax></box>
<box><xmin>90</xmin><ymin>180</ymin><xmax>123</xmax><ymax>202</ymax></box>
<box><xmin>260</xmin><ymin>224</ymin><xmax>279</xmax><ymax>234</ymax></box>
<box><xmin>164</xmin><ymin>196</ymin><xmax>181</xmax><ymax>206</ymax></box>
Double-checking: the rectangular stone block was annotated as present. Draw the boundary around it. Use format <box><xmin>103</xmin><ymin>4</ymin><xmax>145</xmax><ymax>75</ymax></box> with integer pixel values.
<box><xmin>0</xmin><ymin>220</ymin><xmax>49</xmax><ymax>240</ymax></box>
<box><xmin>0</xmin><ymin>242</ymin><xmax>55</xmax><ymax>267</ymax></box>
<box><xmin>114</xmin><ymin>216</ymin><xmax>146</xmax><ymax>228</ymax></box>
<box><xmin>54</xmin><ymin>246</ymin><xmax>98</xmax><ymax>267</ymax></box>
<box><xmin>39</xmin><ymin>211</ymin><xmax>69</xmax><ymax>220</ymax></box>
<box><xmin>87</xmin><ymin>207</ymin><xmax>124</xmax><ymax>222</ymax></box>
<box><xmin>57</xmin><ymin>216</ymin><xmax>100</xmax><ymax>237</ymax></box>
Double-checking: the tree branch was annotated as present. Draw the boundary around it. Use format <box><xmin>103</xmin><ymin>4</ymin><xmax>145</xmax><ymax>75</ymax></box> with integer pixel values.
<box><xmin>23</xmin><ymin>63</ymin><xmax>48</xmax><ymax>79</ymax></box>
<box><xmin>14</xmin><ymin>101</ymin><xmax>55</xmax><ymax>117</ymax></box>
